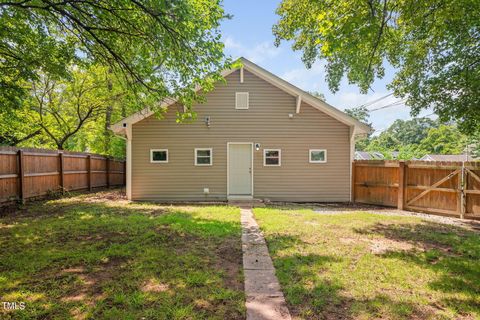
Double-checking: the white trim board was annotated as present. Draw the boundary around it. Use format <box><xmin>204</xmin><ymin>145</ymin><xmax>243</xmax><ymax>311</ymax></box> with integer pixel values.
<box><xmin>110</xmin><ymin>57</ymin><xmax>371</xmax><ymax>136</ymax></box>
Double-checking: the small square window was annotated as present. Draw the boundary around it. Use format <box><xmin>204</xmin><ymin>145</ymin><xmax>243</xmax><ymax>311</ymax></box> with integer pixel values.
<box><xmin>235</xmin><ymin>92</ymin><xmax>249</xmax><ymax>109</ymax></box>
<box><xmin>195</xmin><ymin>148</ymin><xmax>212</xmax><ymax>166</ymax></box>
<box><xmin>264</xmin><ymin>149</ymin><xmax>281</xmax><ymax>166</ymax></box>
<box><xmin>150</xmin><ymin>149</ymin><xmax>168</xmax><ymax>163</ymax></box>
<box><xmin>309</xmin><ymin>149</ymin><xmax>327</xmax><ymax>163</ymax></box>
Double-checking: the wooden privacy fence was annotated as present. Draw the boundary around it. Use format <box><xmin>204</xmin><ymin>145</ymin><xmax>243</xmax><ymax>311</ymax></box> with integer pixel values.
<box><xmin>0</xmin><ymin>147</ymin><xmax>126</xmax><ymax>204</ymax></box>
<box><xmin>353</xmin><ymin>160</ymin><xmax>480</xmax><ymax>220</ymax></box>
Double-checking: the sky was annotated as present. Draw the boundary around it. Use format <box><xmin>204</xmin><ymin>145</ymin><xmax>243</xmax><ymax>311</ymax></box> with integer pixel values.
<box><xmin>220</xmin><ymin>0</ymin><xmax>433</xmax><ymax>133</ymax></box>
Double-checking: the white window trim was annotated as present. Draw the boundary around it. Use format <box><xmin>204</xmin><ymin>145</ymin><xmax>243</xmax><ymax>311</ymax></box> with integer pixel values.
<box><xmin>235</xmin><ymin>92</ymin><xmax>249</xmax><ymax>109</ymax></box>
<box><xmin>263</xmin><ymin>149</ymin><xmax>281</xmax><ymax>166</ymax></box>
<box><xmin>150</xmin><ymin>149</ymin><xmax>168</xmax><ymax>163</ymax></box>
<box><xmin>309</xmin><ymin>149</ymin><xmax>327</xmax><ymax>163</ymax></box>
<box><xmin>195</xmin><ymin>148</ymin><xmax>213</xmax><ymax>166</ymax></box>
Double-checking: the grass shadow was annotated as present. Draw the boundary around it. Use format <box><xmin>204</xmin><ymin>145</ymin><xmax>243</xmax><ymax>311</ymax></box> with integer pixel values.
<box><xmin>355</xmin><ymin>221</ymin><xmax>480</xmax><ymax>316</ymax></box>
<box><xmin>0</xmin><ymin>194</ymin><xmax>245</xmax><ymax>319</ymax></box>
<box><xmin>265</xmin><ymin>233</ymin><xmax>433</xmax><ymax>319</ymax></box>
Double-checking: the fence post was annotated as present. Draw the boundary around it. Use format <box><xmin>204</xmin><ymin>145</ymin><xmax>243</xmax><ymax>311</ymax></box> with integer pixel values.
<box><xmin>59</xmin><ymin>152</ymin><xmax>65</xmax><ymax>194</ymax></box>
<box><xmin>18</xmin><ymin>150</ymin><xmax>25</xmax><ymax>204</ymax></box>
<box><xmin>351</xmin><ymin>161</ymin><xmax>356</xmax><ymax>203</ymax></box>
<box><xmin>106</xmin><ymin>157</ymin><xmax>110</xmax><ymax>188</ymax></box>
<box><xmin>87</xmin><ymin>155</ymin><xmax>92</xmax><ymax>191</ymax></box>
<box><xmin>398</xmin><ymin>161</ymin><xmax>406</xmax><ymax>210</ymax></box>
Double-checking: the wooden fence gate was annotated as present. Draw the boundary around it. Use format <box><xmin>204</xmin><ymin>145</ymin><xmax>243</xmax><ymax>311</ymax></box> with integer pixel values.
<box><xmin>353</xmin><ymin>160</ymin><xmax>480</xmax><ymax>220</ymax></box>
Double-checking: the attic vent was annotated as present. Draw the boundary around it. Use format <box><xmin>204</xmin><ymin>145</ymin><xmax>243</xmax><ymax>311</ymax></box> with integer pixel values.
<box><xmin>235</xmin><ymin>92</ymin><xmax>249</xmax><ymax>109</ymax></box>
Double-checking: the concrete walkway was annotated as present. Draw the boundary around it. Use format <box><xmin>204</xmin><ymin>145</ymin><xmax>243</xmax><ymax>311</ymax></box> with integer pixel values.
<box><xmin>240</xmin><ymin>207</ymin><xmax>291</xmax><ymax>320</ymax></box>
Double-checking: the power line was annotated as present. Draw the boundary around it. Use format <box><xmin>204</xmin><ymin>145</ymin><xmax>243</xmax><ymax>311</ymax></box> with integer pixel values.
<box><xmin>356</xmin><ymin>93</ymin><xmax>394</xmax><ymax>109</ymax></box>
<box><xmin>369</xmin><ymin>99</ymin><xmax>407</xmax><ymax>112</ymax></box>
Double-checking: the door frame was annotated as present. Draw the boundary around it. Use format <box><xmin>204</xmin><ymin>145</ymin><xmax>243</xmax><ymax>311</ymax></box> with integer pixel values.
<box><xmin>227</xmin><ymin>142</ymin><xmax>254</xmax><ymax>199</ymax></box>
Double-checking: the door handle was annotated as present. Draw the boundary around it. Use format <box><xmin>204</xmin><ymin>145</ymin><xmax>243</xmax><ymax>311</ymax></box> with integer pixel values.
<box><xmin>249</xmin><ymin>167</ymin><xmax>252</xmax><ymax>174</ymax></box>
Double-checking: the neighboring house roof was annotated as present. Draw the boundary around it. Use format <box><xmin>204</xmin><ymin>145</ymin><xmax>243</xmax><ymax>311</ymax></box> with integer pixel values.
<box><xmin>420</xmin><ymin>154</ymin><xmax>477</xmax><ymax>161</ymax></box>
<box><xmin>355</xmin><ymin>151</ymin><xmax>385</xmax><ymax>160</ymax></box>
<box><xmin>111</xmin><ymin>57</ymin><xmax>371</xmax><ymax>136</ymax></box>
<box><xmin>390</xmin><ymin>151</ymin><xmax>400</xmax><ymax>159</ymax></box>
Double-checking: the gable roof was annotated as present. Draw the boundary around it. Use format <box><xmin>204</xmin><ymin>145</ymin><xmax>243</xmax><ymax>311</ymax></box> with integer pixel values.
<box><xmin>111</xmin><ymin>57</ymin><xmax>371</xmax><ymax>135</ymax></box>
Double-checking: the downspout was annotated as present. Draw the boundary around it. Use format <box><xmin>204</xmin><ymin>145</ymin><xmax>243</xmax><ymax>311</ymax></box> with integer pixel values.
<box><xmin>349</xmin><ymin>126</ymin><xmax>355</xmax><ymax>202</ymax></box>
<box><xmin>125</xmin><ymin>124</ymin><xmax>132</xmax><ymax>200</ymax></box>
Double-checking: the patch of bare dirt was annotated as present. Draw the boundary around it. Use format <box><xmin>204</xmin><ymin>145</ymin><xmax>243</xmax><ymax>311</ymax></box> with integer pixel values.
<box><xmin>368</xmin><ymin>238</ymin><xmax>416</xmax><ymax>255</ymax></box>
<box><xmin>60</xmin><ymin>257</ymin><xmax>125</xmax><ymax>306</ymax></box>
<box><xmin>215</xmin><ymin>237</ymin><xmax>244</xmax><ymax>291</ymax></box>
<box><xmin>141</xmin><ymin>278</ymin><xmax>170</xmax><ymax>293</ymax></box>
<box><xmin>339</xmin><ymin>237</ymin><xmax>356</xmax><ymax>245</ymax></box>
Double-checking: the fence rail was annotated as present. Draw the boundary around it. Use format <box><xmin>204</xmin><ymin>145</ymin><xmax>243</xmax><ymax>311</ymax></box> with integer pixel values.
<box><xmin>0</xmin><ymin>147</ymin><xmax>125</xmax><ymax>204</ymax></box>
<box><xmin>353</xmin><ymin>160</ymin><xmax>480</xmax><ymax>220</ymax></box>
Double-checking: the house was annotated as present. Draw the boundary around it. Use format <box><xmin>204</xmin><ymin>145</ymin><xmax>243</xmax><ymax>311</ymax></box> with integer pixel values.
<box><xmin>420</xmin><ymin>154</ymin><xmax>477</xmax><ymax>161</ymax></box>
<box><xmin>111</xmin><ymin>57</ymin><xmax>370</xmax><ymax>202</ymax></box>
<box><xmin>355</xmin><ymin>151</ymin><xmax>385</xmax><ymax>160</ymax></box>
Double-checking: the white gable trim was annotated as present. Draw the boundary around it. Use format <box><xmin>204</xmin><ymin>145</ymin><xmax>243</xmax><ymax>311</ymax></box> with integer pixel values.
<box><xmin>111</xmin><ymin>57</ymin><xmax>371</xmax><ymax>135</ymax></box>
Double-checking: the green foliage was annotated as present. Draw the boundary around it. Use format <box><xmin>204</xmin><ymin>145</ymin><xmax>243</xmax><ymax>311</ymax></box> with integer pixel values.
<box><xmin>0</xmin><ymin>65</ymin><xmax>138</xmax><ymax>157</ymax></box>
<box><xmin>344</xmin><ymin>106</ymin><xmax>370</xmax><ymax>126</ymax></box>
<box><xmin>417</xmin><ymin>125</ymin><xmax>468</xmax><ymax>155</ymax></box>
<box><xmin>471</xmin><ymin>132</ymin><xmax>480</xmax><ymax>158</ymax></box>
<box><xmin>308</xmin><ymin>91</ymin><xmax>326</xmax><ymax>101</ymax></box>
<box><xmin>0</xmin><ymin>0</ymin><xmax>231</xmax><ymax>113</ymax></box>
<box><xmin>363</xmin><ymin>118</ymin><xmax>470</xmax><ymax>159</ymax></box>
<box><xmin>273</xmin><ymin>0</ymin><xmax>480</xmax><ymax>134</ymax></box>
<box><xmin>345</xmin><ymin>106</ymin><xmax>372</xmax><ymax>151</ymax></box>
<box><xmin>377</xmin><ymin>118</ymin><xmax>438</xmax><ymax>148</ymax></box>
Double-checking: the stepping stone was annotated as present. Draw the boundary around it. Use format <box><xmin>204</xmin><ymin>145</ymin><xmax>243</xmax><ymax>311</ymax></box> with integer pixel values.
<box><xmin>242</xmin><ymin>231</ymin><xmax>266</xmax><ymax>245</ymax></box>
<box><xmin>243</xmin><ymin>251</ymin><xmax>275</xmax><ymax>270</ymax></box>
<box><xmin>246</xmin><ymin>295</ymin><xmax>291</xmax><ymax>320</ymax></box>
<box><xmin>242</xmin><ymin>243</ymin><xmax>270</xmax><ymax>255</ymax></box>
<box><xmin>244</xmin><ymin>269</ymin><xmax>283</xmax><ymax>296</ymax></box>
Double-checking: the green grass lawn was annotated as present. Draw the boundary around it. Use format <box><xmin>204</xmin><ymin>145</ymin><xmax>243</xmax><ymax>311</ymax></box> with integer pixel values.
<box><xmin>254</xmin><ymin>207</ymin><xmax>480</xmax><ymax>320</ymax></box>
<box><xmin>0</xmin><ymin>190</ymin><xmax>245</xmax><ymax>320</ymax></box>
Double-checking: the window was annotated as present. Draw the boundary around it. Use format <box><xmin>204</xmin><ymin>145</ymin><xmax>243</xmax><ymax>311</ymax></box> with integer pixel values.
<box><xmin>235</xmin><ymin>92</ymin><xmax>249</xmax><ymax>109</ymax></box>
<box><xmin>150</xmin><ymin>149</ymin><xmax>168</xmax><ymax>163</ymax></box>
<box><xmin>309</xmin><ymin>149</ymin><xmax>327</xmax><ymax>163</ymax></box>
<box><xmin>195</xmin><ymin>148</ymin><xmax>212</xmax><ymax>166</ymax></box>
<box><xmin>264</xmin><ymin>149</ymin><xmax>281</xmax><ymax>166</ymax></box>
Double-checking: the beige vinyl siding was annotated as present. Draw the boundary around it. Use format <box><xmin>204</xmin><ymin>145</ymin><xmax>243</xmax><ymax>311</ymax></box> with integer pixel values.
<box><xmin>131</xmin><ymin>69</ymin><xmax>351</xmax><ymax>201</ymax></box>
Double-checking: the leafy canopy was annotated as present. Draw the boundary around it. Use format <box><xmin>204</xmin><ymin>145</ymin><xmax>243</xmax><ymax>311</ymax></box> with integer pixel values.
<box><xmin>273</xmin><ymin>0</ymin><xmax>480</xmax><ymax>134</ymax></box>
<box><xmin>364</xmin><ymin>118</ymin><xmax>470</xmax><ymax>159</ymax></box>
<box><xmin>0</xmin><ymin>0</ymin><xmax>231</xmax><ymax>111</ymax></box>
<box><xmin>1</xmin><ymin>65</ymin><xmax>143</xmax><ymax>157</ymax></box>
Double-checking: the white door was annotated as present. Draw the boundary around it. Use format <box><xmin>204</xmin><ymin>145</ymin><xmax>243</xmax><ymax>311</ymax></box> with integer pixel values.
<box><xmin>228</xmin><ymin>144</ymin><xmax>252</xmax><ymax>195</ymax></box>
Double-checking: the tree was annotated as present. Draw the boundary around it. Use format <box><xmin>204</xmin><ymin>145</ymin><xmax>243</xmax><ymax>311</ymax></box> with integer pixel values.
<box><xmin>345</xmin><ymin>106</ymin><xmax>372</xmax><ymax>150</ymax></box>
<box><xmin>0</xmin><ymin>64</ymin><xmax>141</xmax><ymax>156</ymax></box>
<box><xmin>417</xmin><ymin>125</ymin><xmax>468</xmax><ymax>155</ymax></box>
<box><xmin>0</xmin><ymin>0</ymin><xmax>231</xmax><ymax>112</ymax></box>
<box><xmin>381</xmin><ymin>118</ymin><xmax>438</xmax><ymax>146</ymax></box>
<box><xmin>26</xmin><ymin>67</ymin><xmax>110</xmax><ymax>150</ymax></box>
<box><xmin>308</xmin><ymin>91</ymin><xmax>326</xmax><ymax>101</ymax></box>
<box><xmin>366</xmin><ymin>118</ymin><xmax>437</xmax><ymax>152</ymax></box>
<box><xmin>273</xmin><ymin>0</ymin><xmax>480</xmax><ymax>134</ymax></box>
<box><xmin>345</xmin><ymin>106</ymin><xmax>371</xmax><ymax>126</ymax></box>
